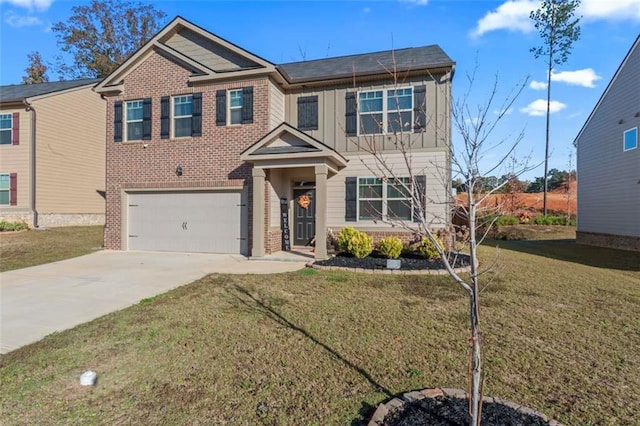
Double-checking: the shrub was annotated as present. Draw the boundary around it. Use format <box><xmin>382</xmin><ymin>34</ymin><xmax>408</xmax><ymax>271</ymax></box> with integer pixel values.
<box><xmin>377</xmin><ymin>237</ymin><xmax>403</xmax><ymax>259</ymax></box>
<box><xmin>495</xmin><ymin>215</ymin><xmax>519</xmax><ymax>226</ymax></box>
<box><xmin>418</xmin><ymin>235</ymin><xmax>444</xmax><ymax>260</ymax></box>
<box><xmin>0</xmin><ymin>221</ymin><xmax>29</xmax><ymax>232</ymax></box>
<box><xmin>347</xmin><ymin>231</ymin><xmax>373</xmax><ymax>258</ymax></box>
<box><xmin>337</xmin><ymin>227</ymin><xmax>360</xmax><ymax>252</ymax></box>
<box><xmin>533</xmin><ymin>215</ymin><xmax>573</xmax><ymax>226</ymax></box>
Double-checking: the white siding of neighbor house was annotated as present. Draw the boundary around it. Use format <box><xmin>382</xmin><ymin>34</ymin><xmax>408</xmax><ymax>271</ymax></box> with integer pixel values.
<box><xmin>576</xmin><ymin>40</ymin><xmax>640</xmax><ymax>238</ymax></box>
<box><xmin>269</xmin><ymin>79</ymin><xmax>285</xmax><ymax>130</ymax></box>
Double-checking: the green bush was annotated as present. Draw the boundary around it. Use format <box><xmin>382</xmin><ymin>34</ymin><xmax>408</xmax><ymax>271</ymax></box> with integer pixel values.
<box><xmin>418</xmin><ymin>235</ymin><xmax>444</xmax><ymax>260</ymax></box>
<box><xmin>337</xmin><ymin>227</ymin><xmax>360</xmax><ymax>252</ymax></box>
<box><xmin>377</xmin><ymin>237</ymin><xmax>403</xmax><ymax>259</ymax></box>
<box><xmin>495</xmin><ymin>215</ymin><xmax>519</xmax><ymax>226</ymax></box>
<box><xmin>533</xmin><ymin>215</ymin><xmax>574</xmax><ymax>226</ymax></box>
<box><xmin>347</xmin><ymin>231</ymin><xmax>373</xmax><ymax>258</ymax></box>
<box><xmin>0</xmin><ymin>221</ymin><xmax>29</xmax><ymax>232</ymax></box>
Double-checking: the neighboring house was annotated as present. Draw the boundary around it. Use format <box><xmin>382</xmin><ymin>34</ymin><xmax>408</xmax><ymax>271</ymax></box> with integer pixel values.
<box><xmin>95</xmin><ymin>16</ymin><xmax>454</xmax><ymax>259</ymax></box>
<box><xmin>0</xmin><ymin>79</ymin><xmax>106</xmax><ymax>228</ymax></box>
<box><xmin>574</xmin><ymin>35</ymin><xmax>639</xmax><ymax>252</ymax></box>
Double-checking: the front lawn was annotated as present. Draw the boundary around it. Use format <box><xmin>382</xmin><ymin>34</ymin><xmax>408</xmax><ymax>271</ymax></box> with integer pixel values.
<box><xmin>1</xmin><ymin>239</ymin><xmax>639</xmax><ymax>425</ymax></box>
<box><xmin>0</xmin><ymin>226</ymin><xmax>103</xmax><ymax>272</ymax></box>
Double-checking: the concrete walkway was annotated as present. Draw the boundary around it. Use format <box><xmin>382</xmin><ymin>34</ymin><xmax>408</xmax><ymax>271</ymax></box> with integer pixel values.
<box><xmin>0</xmin><ymin>250</ymin><xmax>307</xmax><ymax>354</ymax></box>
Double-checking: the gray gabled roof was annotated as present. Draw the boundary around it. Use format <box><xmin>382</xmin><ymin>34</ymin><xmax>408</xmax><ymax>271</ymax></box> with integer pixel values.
<box><xmin>277</xmin><ymin>45</ymin><xmax>454</xmax><ymax>84</ymax></box>
<box><xmin>0</xmin><ymin>78</ymin><xmax>102</xmax><ymax>103</ymax></box>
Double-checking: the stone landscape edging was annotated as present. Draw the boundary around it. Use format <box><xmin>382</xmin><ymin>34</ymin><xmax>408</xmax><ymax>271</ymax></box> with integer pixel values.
<box><xmin>367</xmin><ymin>387</ymin><xmax>564</xmax><ymax>426</ymax></box>
<box><xmin>307</xmin><ymin>261</ymin><xmax>472</xmax><ymax>275</ymax></box>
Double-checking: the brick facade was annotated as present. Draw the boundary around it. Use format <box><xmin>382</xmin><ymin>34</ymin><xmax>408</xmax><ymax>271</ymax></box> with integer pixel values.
<box><xmin>104</xmin><ymin>52</ymin><xmax>270</xmax><ymax>251</ymax></box>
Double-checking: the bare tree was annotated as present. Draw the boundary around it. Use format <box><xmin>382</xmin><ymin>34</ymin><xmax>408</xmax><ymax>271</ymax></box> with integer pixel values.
<box><xmin>22</xmin><ymin>51</ymin><xmax>49</xmax><ymax>84</ymax></box>
<box><xmin>348</xmin><ymin>63</ymin><xmax>532</xmax><ymax>425</ymax></box>
<box><xmin>530</xmin><ymin>0</ymin><xmax>581</xmax><ymax>215</ymax></box>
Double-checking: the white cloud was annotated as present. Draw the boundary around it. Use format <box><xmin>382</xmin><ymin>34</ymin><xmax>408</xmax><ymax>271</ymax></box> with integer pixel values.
<box><xmin>401</xmin><ymin>0</ymin><xmax>429</xmax><ymax>5</ymax></box>
<box><xmin>493</xmin><ymin>107</ymin><xmax>513</xmax><ymax>115</ymax></box>
<box><xmin>551</xmin><ymin>68</ymin><xmax>601</xmax><ymax>88</ymax></box>
<box><xmin>363</xmin><ymin>7</ymin><xmax>371</xmax><ymax>13</ymax></box>
<box><xmin>4</xmin><ymin>13</ymin><xmax>42</xmax><ymax>27</ymax></box>
<box><xmin>472</xmin><ymin>0</ymin><xmax>640</xmax><ymax>37</ymax></box>
<box><xmin>529</xmin><ymin>80</ymin><xmax>548</xmax><ymax>90</ymax></box>
<box><xmin>0</xmin><ymin>0</ymin><xmax>53</xmax><ymax>11</ymax></box>
<box><xmin>520</xmin><ymin>99</ymin><xmax>567</xmax><ymax>116</ymax></box>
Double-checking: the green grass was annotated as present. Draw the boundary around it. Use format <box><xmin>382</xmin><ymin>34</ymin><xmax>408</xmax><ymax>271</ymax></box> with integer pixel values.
<box><xmin>1</xmin><ymin>237</ymin><xmax>639</xmax><ymax>425</ymax></box>
<box><xmin>0</xmin><ymin>226</ymin><xmax>104</xmax><ymax>272</ymax></box>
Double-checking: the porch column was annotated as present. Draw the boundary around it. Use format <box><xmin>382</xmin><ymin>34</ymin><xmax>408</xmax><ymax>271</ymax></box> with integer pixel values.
<box><xmin>314</xmin><ymin>164</ymin><xmax>328</xmax><ymax>260</ymax></box>
<box><xmin>252</xmin><ymin>167</ymin><xmax>266</xmax><ymax>257</ymax></box>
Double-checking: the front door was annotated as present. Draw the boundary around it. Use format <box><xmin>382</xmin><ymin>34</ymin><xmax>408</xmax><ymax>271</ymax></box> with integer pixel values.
<box><xmin>293</xmin><ymin>188</ymin><xmax>316</xmax><ymax>246</ymax></box>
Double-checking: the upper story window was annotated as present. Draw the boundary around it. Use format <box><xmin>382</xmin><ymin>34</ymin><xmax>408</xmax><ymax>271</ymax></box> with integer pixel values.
<box><xmin>125</xmin><ymin>100</ymin><xmax>144</xmax><ymax>141</ymax></box>
<box><xmin>216</xmin><ymin>87</ymin><xmax>253</xmax><ymax>126</ymax></box>
<box><xmin>0</xmin><ymin>173</ymin><xmax>9</xmax><ymax>204</ymax></box>
<box><xmin>358</xmin><ymin>87</ymin><xmax>413</xmax><ymax>135</ymax></box>
<box><xmin>228</xmin><ymin>89</ymin><xmax>243</xmax><ymax>125</ymax></box>
<box><xmin>173</xmin><ymin>95</ymin><xmax>193</xmax><ymax>138</ymax></box>
<box><xmin>624</xmin><ymin>127</ymin><xmax>638</xmax><ymax>151</ymax></box>
<box><xmin>0</xmin><ymin>114</ymin><xmax>12</xmax><ymax>145</ymax></box>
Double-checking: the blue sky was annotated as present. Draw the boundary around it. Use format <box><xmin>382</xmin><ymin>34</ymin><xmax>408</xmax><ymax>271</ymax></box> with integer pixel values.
<box><xmin>1</xmin><ymin>0</ymin><xmax>639</xmax><ymax>179</ymax></box>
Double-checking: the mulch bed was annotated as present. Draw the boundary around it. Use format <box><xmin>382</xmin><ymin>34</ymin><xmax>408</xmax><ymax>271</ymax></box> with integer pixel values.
<box><xmin>315</xmin><ymin>251</ymin><xmax>471</xmax><ymax>271</ymax></box>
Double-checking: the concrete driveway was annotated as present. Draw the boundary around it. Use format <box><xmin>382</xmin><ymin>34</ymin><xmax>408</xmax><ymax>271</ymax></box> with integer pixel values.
<box><xmin>0</xmin><ymin>250</ymin><xmax>306</xmax><ymax>354</ymax></box>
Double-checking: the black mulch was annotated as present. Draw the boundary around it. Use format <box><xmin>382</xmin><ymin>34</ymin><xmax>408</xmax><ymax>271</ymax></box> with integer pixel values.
<box><xmin>382</xmin><ymin>396</ymin><xmax>550</xmax><ymax>426</ymax></box>
<box><xmin>315</xmin><ymin>251</ymin><xmax>471</xmax><ymax>271</ymax></box>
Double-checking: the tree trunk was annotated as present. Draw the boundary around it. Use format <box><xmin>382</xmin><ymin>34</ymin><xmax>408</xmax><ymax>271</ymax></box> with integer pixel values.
<box><xmin>467</xmin><ymin>191</ymin><xmax>482</xmax><ymax>426</ymax></box>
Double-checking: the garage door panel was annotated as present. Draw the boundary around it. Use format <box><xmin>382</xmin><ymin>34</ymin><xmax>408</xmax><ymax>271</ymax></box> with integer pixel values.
<box><xmin>127</xmin><ymin>191</ymin><xmax>244</xmax><ymax>254</ymax></box>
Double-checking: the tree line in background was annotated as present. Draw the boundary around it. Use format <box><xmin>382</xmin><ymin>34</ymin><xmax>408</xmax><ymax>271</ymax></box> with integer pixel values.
<box><xmin>452</xmin><ymin>168</ymin><xmax>576</xmax><ymax>195</ymax></box>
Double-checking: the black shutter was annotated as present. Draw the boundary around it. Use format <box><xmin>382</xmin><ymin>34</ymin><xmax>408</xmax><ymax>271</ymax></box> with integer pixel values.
<box><xmin>160</xmin><ymin>96</ymin><xmax>170</xmax><ymax>139</ymax></box>
<box><xmin>216</xmin><ymin>90</ymin><xmax>226</xmax><ymax>126</ymax></box>
<box><xmin>297</xmin><ymin>96</ymin><xmax>318</xmax><ymax>130</ymax></box>
<box><xmin>345</xmin><ymin>176</ymin><xmax>357</xmax><ymax>222</ymax></box>
<box><xmin>113</xmin><ymin>101</ymin><xmax>123</xmax><ymax>142</ymax></box>
<box><xmin>345</xmin><ymin>92</ymin><xmax>357</xmax><ymax>136</ymax></box>
<box><xmin>142</xmin><ymin>98</ymin><xmax>152</xmax><ymax>140</ymax></box>
<box><xmin>242</xmin><ymin>86</ymin><xmax>253</xmax><ymax>124</ymax></box>
<box><xmin>191</xmin><ymin>92</ymin><xmax>202</xmax><ymax>137</ymax></box>
<box><xmin>413</xmin><ymin>175</ymin><xmax>426</xmax><ymax>222</ymax></box>
<box><xmin>413</xmin><ymin>85</ymin><xmax>426</xmax><ymax>133</ymax></box>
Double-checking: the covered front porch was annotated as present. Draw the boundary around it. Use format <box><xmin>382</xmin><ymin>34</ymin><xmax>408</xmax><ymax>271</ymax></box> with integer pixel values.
<box><xmin>241</xmin><ymin>123</ymin><xmax>348</xmax><ymax>260</ymax></box>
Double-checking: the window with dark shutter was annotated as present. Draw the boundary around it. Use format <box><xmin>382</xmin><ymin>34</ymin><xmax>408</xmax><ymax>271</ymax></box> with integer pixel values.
<box><xmin>216</xmin><ymin>90</ymin><xmax>226</xmax><ymax>126</ymax></box>
<box><xmin>413</xmin><ymin>85</ymin><xmax>426</xmax><ymax>133</ymax></box>
<box><xmin>413</xmin><ymin>175</ymin><xmax>426</xmax><ymax>222</ymax></box>
<box><xmin>160</xmin><ymin>96</ymin><xmax>170</xmax><ymax>139</ymax></box>
<box><xmin>142</xmin><ymin>98</ymin><xmax>152</xmax><ymax>140</ymax></box>
<box><xmin>9</xmin><ymin>173</ymin><xmax>17</xmax><ymax>206</ymax></box>
<box><xmin>345</xmin><ymin>176</ymin><xmax>357</xmax><ymax>221</ymax></box>
<box><xmin>113</xmin><ymin>101</ymin><xmax>123</xmax><ymax>142</ymax></box>
<box><xmin>192</xmin><ymin>92</ymin><xmax>202</xmax><ymax>137</ymax></box>
<box><xmin>297</xmin><ymin>96</ymin><xmax>318</xmax><ymax>130</ymax></box>
<box><xmin>12</xmin><ymin>112</ymin><xmax>19</xmax><ymax>145</ymax></box>
<box><xmin>345</xmin><ymin>92</ymin><xmax>357</xmax><ymax>136</ymax></box>
<box><xmin>242</xmin><ymin>87</ymin><xmax>253</xmax><ymax>124</ymax></box>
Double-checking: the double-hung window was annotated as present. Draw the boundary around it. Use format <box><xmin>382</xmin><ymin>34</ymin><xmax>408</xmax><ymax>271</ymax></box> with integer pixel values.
<box><xmin>173</xmin><ymin>95</ymin><xmax>193</xmax><ymax>138</ymax></box>
<box><xmin>624</xmin><ymin>127</ymin><xmax>638</xmax><ymax>151</ymax></box>
<box><xmin>228</xmin><ymin>89</ymin><xmax>243</xmax><ymax>125</ymax></box>
<box><xmin>358</xmin><ymin>177</ymin><xmax>412</xmax><ymax>221</ymax></box>
<box><xmin>0</xmin><ymin>173</ymin><xmax>9</xmax><ymax>205</ymax></box>
<box><xmin>125</xmin><ymin>100</ymin><xmax>144</xmax><ymax>141</ymax></box>
<box><xmin>0</xmin><ymin>114</ymin><xmax>12</xmax><ymax>145</ymax></box>
<box><xmin>358</xmin><ymin>87</ymin><xmax>413</xmax><ymax>135</ymax></box>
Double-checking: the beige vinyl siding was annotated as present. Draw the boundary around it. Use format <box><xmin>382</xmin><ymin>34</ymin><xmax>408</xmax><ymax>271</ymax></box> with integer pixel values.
<box><xmin>164</xmin><ymin>29</ymin><xmax>257</xmax><ymax>71</ymax></box>
<box><xmin>0</xmin><ymin>106</ymin><xmax>31</xmax><ymax>210</ymax></box>
<box><xmin>33</xmin><ymin>86</ymin><xmax>106</xmax><ymax>214</ymax></box>
<box><xmin>326</xmin><ymin>151</ymin><xmax>449</xmax><ymax>229</ymax></box>
<box><xmin>268</xmin><ymin>79</ymin><xmax>285</xmax><ymax>130</ymax></box>
<box><xmin>284</xmin><ymin>75</ymin><xmax>451</xmax><ymax>154</ymax></box>
<box><xmin>577</xmin><ymin>42</ymin><xmax>640</xmax><ymax>238</ymax></box>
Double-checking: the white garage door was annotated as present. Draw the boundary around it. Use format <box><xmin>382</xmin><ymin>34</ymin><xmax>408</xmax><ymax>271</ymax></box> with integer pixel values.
<box><xmin>127</xmin><ymin>191</ymin><xmax>246</xmax><ymax>254</ymax></box>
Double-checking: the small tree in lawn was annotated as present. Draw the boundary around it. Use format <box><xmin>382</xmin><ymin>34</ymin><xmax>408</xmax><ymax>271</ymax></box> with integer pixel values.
<box><xmin>350</xmin><ymin>62</ymin><xmax>531</xmax><ymax>425</ymax></box>
<box><xmin>530</xmin><ymin>0</ymin><xmax>581</xmax><ymax>215</ymax></box>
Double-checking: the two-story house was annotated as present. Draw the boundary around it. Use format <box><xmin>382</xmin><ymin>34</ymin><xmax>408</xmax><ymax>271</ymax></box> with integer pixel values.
<box><xmin>0</xmin><ymin>79</ymin><xmax>105</xmax><ymax>227</ymax></box>
<box><xmin>574</xmin><ymin>35</ymin><xmax>639</xmax><ymax>252</ymax></box>
<box><xmin>95</xmin><ymin>16</ymin><xmax>454</xmax><ymax>259</ymax></box>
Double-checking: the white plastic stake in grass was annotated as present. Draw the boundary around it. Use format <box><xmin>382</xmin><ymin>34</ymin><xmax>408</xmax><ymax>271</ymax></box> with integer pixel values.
<box><xmin>80</xmin><ymin>370</ymin><xmax>97</xmax><ymax>386</ymax></box>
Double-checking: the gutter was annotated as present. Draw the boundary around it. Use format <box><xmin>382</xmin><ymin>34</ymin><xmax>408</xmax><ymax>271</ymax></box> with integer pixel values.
<box><xmin>22</xmin><ymin>99</ymin><xmax>38</xmax><ymax>228</ymax></box>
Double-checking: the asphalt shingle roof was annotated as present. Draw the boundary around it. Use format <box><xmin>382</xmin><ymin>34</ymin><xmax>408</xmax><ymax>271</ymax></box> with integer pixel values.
<box><xmin>278</xmin><ymin>45</ymin><xmax>454</xmax><ymax>84</ymax></box>
<box><xmin>0</xmin><ymin>78</ymin><xmax>102</xmax><ymax>103</ymax></box>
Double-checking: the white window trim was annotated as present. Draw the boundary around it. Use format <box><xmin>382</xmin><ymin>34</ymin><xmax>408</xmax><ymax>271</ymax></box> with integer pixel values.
<box><xmin>0</xmin><ymin>113</ymin><xmax>12</xmax><ymax>145</ymax></box>
<box><xmin>124</xmin><ymin>100</ymin><xmax>143</xmax><ymax>142</ymax></box>
<box><xmin>0</xmin><ymin>173</ymin><xmax>10</xmax><ymax>205</ymax></box>
<box><xmin>172</xmin><ymin>95</ymin><xmax>193</xmax><ymax>139</ymax></box>
<box><xmin>357</xmin><ymin>87</ymin><xmax>413</xmax><ymax>136</ymax></box>
<box><xmin>623</xmin><ymin>127</ymin><xmax>638</xmax><ymax>152</ymax></box>
<box><xmin>228</xmin><ymin>89</ymin><xmax>243</xmax><ymax>126</ymax></box>
<box><xmin>357</xmin><ymin>176</ymin><xmax>413</xmax><ymax>221</ymax></box>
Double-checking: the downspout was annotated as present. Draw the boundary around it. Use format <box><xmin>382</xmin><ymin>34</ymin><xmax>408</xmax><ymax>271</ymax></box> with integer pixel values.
<box><xmin>23</xmin><ymin>99</ymin><xmax>38</xmax><ymax>228</ymax></box>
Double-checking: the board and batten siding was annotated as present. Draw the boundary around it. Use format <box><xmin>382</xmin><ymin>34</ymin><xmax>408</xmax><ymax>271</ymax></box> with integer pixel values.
<box><xmin>284</xmin><ymin>75</ymin><xmax>451</xmax><ymax>154</ymax></box>
<box><xmin>33</xmin><ymin>86</ymin><xmax>106</xmax><ymax>215</ymax></box>
<box><xmin>0</xmin><ymin>106</ymin><xmax>31</xmax><ymax>210</ymax></box>
<box><xmin>269</xmin><ymin>79</ymin><xmax>285</xmax><ymax>130</ymax></box>
<box><xmin>577</xmin><ymin>41</ymin><xmax>640</xmax><ymax>238</ymax></box>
